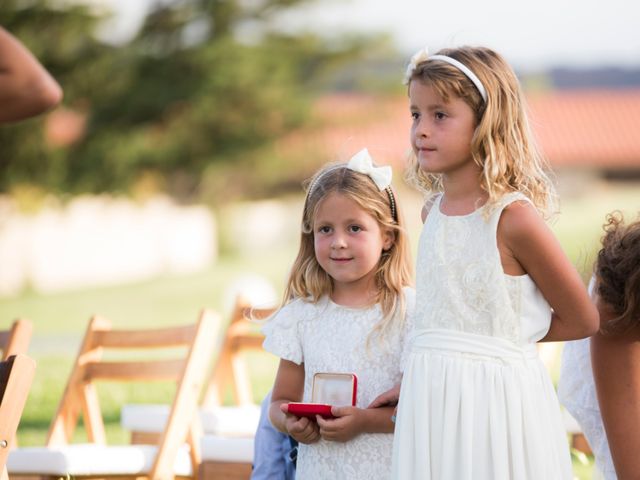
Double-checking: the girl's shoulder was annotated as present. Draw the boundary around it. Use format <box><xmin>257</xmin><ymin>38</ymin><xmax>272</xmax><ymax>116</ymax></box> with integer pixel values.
<box><xmin>263</xmin><ymin>296</ymin><xmax>321</xmax><ymax>329</ymax></box>
<box><xmin>493</xmin><ymin>191</ymin><xmax>534</xmax><ymax>215</ymax></box>
<box><xmin>498</xmin><ymin>196</ymin><xmax>543</xmax><ymax>240</ymax></box>
<box><xmin>262</xmin><ymin>297</ymin><xmax>317</xmax><ymax>364</ymax></box>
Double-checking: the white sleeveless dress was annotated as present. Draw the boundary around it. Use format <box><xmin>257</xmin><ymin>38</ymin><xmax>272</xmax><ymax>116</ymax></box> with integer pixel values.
<box><xmin>391</xmin><ymin>193</ymin><xmax>573</xmax><ymax>480</ymax></box>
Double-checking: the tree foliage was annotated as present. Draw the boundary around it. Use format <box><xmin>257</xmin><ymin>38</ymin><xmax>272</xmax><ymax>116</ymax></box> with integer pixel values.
<box><xmin>0</xmin><ymin>0</ymin><xmax>376</xmax><ymax>202</ymax></box>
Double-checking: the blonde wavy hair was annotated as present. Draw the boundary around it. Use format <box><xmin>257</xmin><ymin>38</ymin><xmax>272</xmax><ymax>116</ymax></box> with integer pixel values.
<box><xmin>282</xmin><ymin>162</ymin><xmax>413</xmax><ymax>344</ymax></box>
<box><xmin>405</xmin><ymin>46</ymin><xmax>557</xmax><ymax>218</ymax></box>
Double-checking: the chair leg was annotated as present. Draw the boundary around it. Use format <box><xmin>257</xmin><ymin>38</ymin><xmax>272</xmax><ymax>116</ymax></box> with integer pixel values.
<box><xmin>199</xmin><ymin>461</ymin><xmax>252</xmax><ymax>480</ymax></box>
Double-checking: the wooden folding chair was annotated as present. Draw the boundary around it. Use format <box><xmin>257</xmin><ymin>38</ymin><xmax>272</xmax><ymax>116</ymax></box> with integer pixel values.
<box><xmin>0</xmin><ymin>319</ymin><xmax>33</xmax><ymax>452</ymax></box>
<box><xmin>202</xmin><ymin>295</ymin><xmax>274</xmax><ymax>408</ymax></box>
<box><xmin>125</xmin><ymin>296</ymin><xmax>273</xmax><ymax>434</ymax></box>
<box><xmin>0</xmin><ymin>319</ymin><xmax>33</xmax><ymax>361</ymax></box>
<box><xmin>199</xmin><ymin>297</ymin><xmax>275</xmax><ymax>480</ymax></box>
<box><xmin>7</xmin><ymin>309</ymin><xmax>219</xmax><ymax>480</ymax></box>
<box><xmin>120</xmin><ymin>296</ymin><xmax>276</xmax><ymax>480</ymax></box>
<box><xmin>0</xmin><ymin>354</ymin><xmax>36</xmax><ymax>480</ymax></box>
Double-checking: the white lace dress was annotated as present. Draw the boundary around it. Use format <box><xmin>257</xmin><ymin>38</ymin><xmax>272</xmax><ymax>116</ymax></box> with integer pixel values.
<box><xmin>558</xmin><ymin>278</ymin><xmax>614</xmax><ymax>479</ymax></box>
<box><xmin>263</xmin><ymin>288</ymin><xmax>415</xmax><ymax>480</ymax></box>
<box><xmin>392</xmin><ymin>193</ymin><xmax>573</xmax><ymax>480</ymax></box>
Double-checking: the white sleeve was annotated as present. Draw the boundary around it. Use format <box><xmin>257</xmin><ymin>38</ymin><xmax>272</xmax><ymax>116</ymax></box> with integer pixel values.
<box><xmin>261</xmin><ymin>299</ymin><xmax>305</xmax><ymax>364</ymax></box>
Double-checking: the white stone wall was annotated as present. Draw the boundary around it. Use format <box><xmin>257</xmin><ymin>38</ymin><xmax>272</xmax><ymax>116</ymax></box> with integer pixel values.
<box><xmin>0</xmin><ymin>195</ymin><xmax>216</xmax><ymax>296</ymax></box>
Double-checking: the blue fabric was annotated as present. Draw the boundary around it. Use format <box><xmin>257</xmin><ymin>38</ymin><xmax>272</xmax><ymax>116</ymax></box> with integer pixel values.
<box><xmin>251</xmin><ymin>391</ymin><xmax>297</xmax><ymax>480</ymax></box>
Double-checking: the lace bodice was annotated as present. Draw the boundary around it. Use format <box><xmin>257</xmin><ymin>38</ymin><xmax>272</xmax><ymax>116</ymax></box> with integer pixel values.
<box><xmin>262</xmin><ymin>287</ymin><xmax>415</xmax><ymax>480</ymax></box>
<box><xmin>414</xmin><ymin>193</ymin><xmax>551</xmax><ymax>344</ymax></box>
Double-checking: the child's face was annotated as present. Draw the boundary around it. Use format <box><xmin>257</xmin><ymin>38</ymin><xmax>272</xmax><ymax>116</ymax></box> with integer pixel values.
<box><xmin>409</xmin><ymin>81</ymin><xmax>478</xmax><ymax>177</ymax></box>
<box><xmin>313</xmin><ymin>192</ymin><xmax>393</xmax><ymax>296</ymax></box>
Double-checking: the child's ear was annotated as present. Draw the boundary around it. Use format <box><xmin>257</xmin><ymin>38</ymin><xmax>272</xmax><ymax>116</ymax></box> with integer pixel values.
<box><xmin>382</xmin><ymin>229</ymin><xmax>395</xmax><ymax>251</ymax></box>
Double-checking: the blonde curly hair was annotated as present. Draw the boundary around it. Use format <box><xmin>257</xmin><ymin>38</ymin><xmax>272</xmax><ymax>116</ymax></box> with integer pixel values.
<box><xmin>405</xmin><ymin>45</ymin><xmax>558</xmax><ymax>218</ymax></box>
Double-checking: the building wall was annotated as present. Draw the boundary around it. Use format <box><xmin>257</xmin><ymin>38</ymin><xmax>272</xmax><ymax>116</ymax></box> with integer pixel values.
<box><xmin>0</xmin><ymin>195</ymin><xmax>216</xmax><ymax>296</ymax></box>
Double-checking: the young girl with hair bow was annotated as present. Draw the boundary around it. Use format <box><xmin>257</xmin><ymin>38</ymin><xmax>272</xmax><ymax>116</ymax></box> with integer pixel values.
<box><xmin>263</xmin><ymin>149</ymin><xmax>415</xmax><ymax>479</ymax></box>
<box><xmin>374</xmin><ymin>45</ymin><xmax>599</xmax><ymax>479</ymax></box>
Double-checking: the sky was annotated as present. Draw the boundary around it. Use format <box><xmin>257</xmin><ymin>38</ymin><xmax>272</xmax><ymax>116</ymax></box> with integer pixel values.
<box><xmin>94</xmin><ymin>0</ymin><xmax>640</xmax><ymax>71</ymax></box>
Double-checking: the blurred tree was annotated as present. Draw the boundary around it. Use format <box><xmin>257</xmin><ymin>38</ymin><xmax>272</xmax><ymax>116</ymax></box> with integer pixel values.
<box><xmin>0</xmin><ymin>0</ymin><xmax>385</xmax><ymax>203</ymax></box>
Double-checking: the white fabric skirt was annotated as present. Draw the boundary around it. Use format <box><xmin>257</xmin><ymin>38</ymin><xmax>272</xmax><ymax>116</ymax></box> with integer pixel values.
<box><xmin>391</xmin><ymin>329</ymin><xmax>572</xmax><ymax>480</ymax></box>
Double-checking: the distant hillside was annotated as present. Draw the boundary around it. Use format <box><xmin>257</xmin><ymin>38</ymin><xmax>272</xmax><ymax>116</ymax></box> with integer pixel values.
<box><xmin>322</xmin><ymin>56</ymin><xmax>640</xmax><ymax>92</ymax></box>
<box><xmin>546</xmin><ymin>67</ymin><xmax>640</xmax><ymax>89</ymax></box>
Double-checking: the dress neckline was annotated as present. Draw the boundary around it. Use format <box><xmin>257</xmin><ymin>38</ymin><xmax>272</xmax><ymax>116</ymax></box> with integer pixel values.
<box><xmin>436</xmin><ymin>194</ymin><xmax>486</xmax><ymax>219</ymax></box>
<box><xmin>325</xmin><ymin>296</ymin><xmax>379</xmax><ymax>312</ymax></box>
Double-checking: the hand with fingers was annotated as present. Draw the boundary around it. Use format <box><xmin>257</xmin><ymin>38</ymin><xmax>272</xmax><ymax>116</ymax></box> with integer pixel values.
<box><xmin>280</xmin><ymin>403</ymin><xmax>321</xmax><ymax>444</ymax></box>
<box><xmin>316</xmin><ymin>406</ymin><xmax>365</xmax><ymax>443</ymax></box>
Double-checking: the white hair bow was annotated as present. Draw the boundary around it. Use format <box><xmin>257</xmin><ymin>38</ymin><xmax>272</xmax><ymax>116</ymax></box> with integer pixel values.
<box><xmin>347</xmin><ymin>149</ymin><xmax>392</xmax><ymax>190</ymax></box>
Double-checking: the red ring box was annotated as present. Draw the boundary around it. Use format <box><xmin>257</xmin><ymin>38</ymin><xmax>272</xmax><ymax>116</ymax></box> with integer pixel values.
<box><xmin>286</xmin><ymin>372</ymin><xmax>357</xmax><ymax>419</ymax></box>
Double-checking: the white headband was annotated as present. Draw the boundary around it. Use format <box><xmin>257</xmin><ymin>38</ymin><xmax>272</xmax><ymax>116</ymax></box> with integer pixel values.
<box><xmin>405</xmin><ymin>48</ymin><xmax>488</xmax><ymax>103</ymax></box>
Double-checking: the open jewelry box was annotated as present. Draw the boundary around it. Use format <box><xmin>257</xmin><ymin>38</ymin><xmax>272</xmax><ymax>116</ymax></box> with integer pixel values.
<box><xmin>286</xmin><ymin>372</ymin><xmax>357</xmax><ymax>419</ymax></box>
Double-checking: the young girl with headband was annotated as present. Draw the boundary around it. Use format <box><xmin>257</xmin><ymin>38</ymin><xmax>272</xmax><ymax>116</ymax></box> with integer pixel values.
<box><xmin>263</xmin><ymin>149</ymin><xmax>415</xmax><ymax>479</ymax></box>
<box><xmin>387</xmin><ymin>46</ymin><xmax>599</xmax><ymax>478</ymax></box>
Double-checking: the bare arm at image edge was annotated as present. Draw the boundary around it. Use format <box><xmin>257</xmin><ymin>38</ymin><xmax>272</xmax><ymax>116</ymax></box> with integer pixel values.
<box><xmin>0</xmin><ymin>27</ymin><xmax>63</xmax><ymax>123</ymax></box>
<box><xmin>591</xmin><ymin>300</ymin><xmax>640</xmax><ymax>479</ymax></box>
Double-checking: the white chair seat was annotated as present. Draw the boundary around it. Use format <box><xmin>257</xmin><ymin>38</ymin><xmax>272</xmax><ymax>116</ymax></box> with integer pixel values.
<box><xmin>7</xmin><ymin>444</ymin><xmax>192</xmax><ymax>476</ymax></box>
<box><xmin>121</xmin><ymin>403</ymin><xmax>260</xmax><ymax>437</ymax></box>
<box><xmin>200</xmin><ymin>405</ymin><xmax>260</xmax><ymax>436</ymax></box>
<box><xmin>201</xmin><ymin>435</ymin><xmax>254</xmax><ymax>462</ymax></box>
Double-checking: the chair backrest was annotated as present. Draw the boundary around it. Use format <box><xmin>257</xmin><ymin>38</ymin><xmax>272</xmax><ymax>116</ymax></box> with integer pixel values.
<box><xmin>0</xmin><ymin>319</ymin><xmax>33</xmax><ymax>361</ymax></box>
<box><xmin>0</xmin><ymin>354</ymin><xmax>36</xmax><ymax>480</ymax></box>
<box><xmin>45</xmin><ymin>309</ymin><xmax>219</xmax><ymax>479</ymax></box>
<box><xmin>0</xmin><ymin>319</ymin><xmax>33</xmax><ymax>453</ymax></box>
<box><xmin>202</xmin><ymin>296</ymin><xmax>275</xmax><ymax>407</ymax></box>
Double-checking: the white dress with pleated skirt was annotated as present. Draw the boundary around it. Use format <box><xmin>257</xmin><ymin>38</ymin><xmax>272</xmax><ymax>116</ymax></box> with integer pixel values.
<box><xmin>391</xmin><ymin>192</ymin><xmax>573</xmax><ymax>480</ymax></box>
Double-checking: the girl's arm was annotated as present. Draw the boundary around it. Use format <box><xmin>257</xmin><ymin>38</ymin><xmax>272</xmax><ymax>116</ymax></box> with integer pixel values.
<box><xmin>316</xmin><ymin>404</ymin><xmax>396</xmax><ymax>442</ymax></box>
<box><xmin>0</xmin><ymin>27</ymin><xmax>63</xmax><ymax>123</ymax></box>
<box><xmin>591</xmin><ymin>300</ymin><xmax>640</xmax><ymax>478</ymax></box>
<box><xmin>269</xmin><ymin>358</ymin><xmax>320</xmax><ymax>444</ymax></box>
<box><xmin>367</xmin><ymin>382</ymin><xmax>401</xmax><ymax>408</ymax></box>
<box><xmin>498</xmin><ymin>201</ymin><xmax>599</xmax><ymax>341</ymax></box>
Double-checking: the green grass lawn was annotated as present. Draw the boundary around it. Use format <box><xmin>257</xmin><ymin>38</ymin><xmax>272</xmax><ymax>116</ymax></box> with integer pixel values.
<box><xmin>1</xmin><ymin>181</ymin><xmax>638</xmax><ymax>478</ymax></box>
<box><xmin>1</xmin><ymin>250</ymin><xmax>289</xmax><ymax>446</ymax></box>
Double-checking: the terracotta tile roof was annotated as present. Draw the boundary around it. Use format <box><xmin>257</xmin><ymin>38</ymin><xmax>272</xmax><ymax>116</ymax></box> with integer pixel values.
<box><xmin>295</xmin><ymin>90</ymin><xmax>640</xmax><ymax>171</ymax></box>
<box><xmin>527</xmin><ymin>90</ymin><xmax>640</xmax><ymax>168</ymax></box>
<box><xmin>275</xmin><ymin>95</ymin><xmax>412</xmax><ymax>170</ymax></box>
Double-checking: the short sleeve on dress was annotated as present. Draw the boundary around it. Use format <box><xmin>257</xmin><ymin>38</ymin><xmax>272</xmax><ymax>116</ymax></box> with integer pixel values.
<box><xmin>261</xmin><ymin>299</ymin><xmax>306</xmax><ymax>364</ymax></box>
